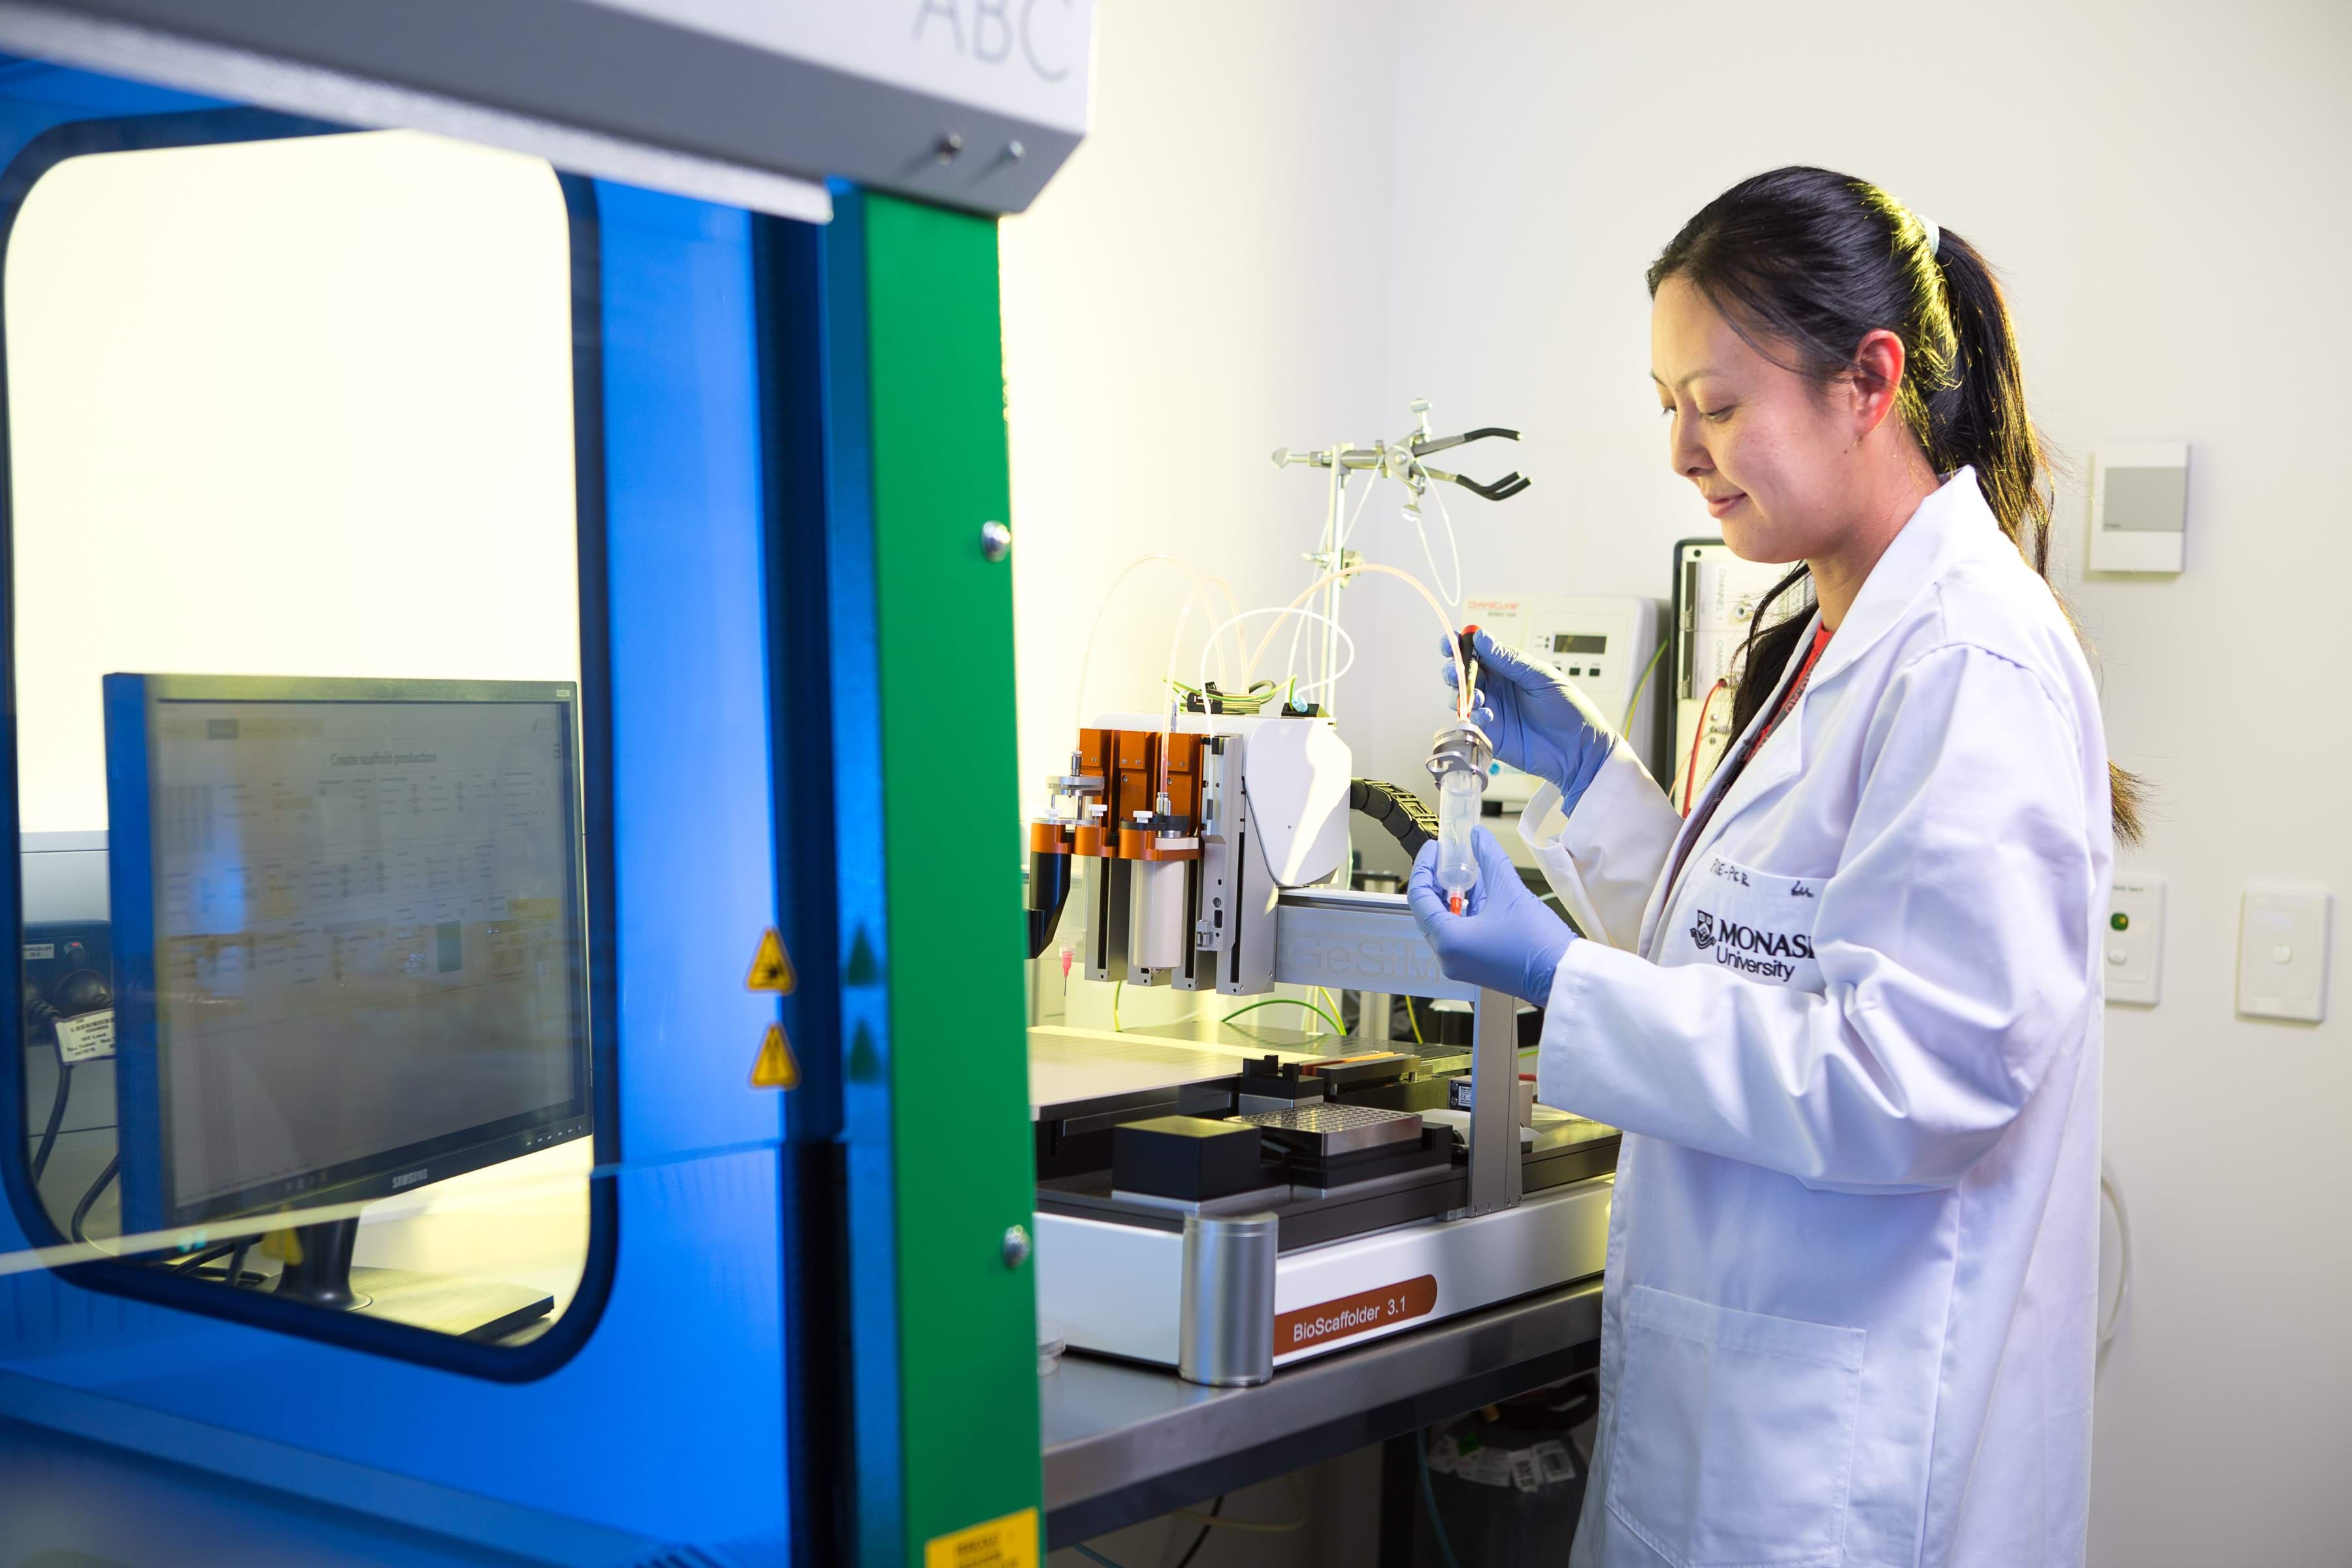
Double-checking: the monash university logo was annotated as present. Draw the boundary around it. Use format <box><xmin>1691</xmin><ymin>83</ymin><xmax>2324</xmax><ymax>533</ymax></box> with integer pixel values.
<box><xmin>1688</xmin><ymin>906</ymin><xmax>1813</xmax><ymax>981</ymax></box>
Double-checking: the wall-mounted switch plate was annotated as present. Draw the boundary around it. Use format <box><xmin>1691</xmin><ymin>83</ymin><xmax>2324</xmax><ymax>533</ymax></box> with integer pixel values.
<box><xmin>2104</xmin><ymin>877</ymin><xmax>2164</xmax><ymax>1005</ymax></box>
<box><xmin>2237</xmin><ymin>885</ymin><xmax>2330</xmax><ymax>1023</ymax></box>
<box><xmin>2088</xmin><ymin>442</ymin><xmax>2189</xmax><ymax>574</ymax></box>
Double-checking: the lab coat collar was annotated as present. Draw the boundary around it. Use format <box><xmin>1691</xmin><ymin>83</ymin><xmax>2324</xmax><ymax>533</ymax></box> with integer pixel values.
<box><xmin>1640</xmin><ymin>609</ymin><xmax>1817</xmax><ymax>951</ymax></box>
<box><xmin>1807</xmin><ymin>467</ymin><xmax>2001</xmax><ymax>687</ymax></box>
<box><xmin>1638</xmin><ymin>472</ymin><xmax>2001</xmax><ymax>953</ymax></box>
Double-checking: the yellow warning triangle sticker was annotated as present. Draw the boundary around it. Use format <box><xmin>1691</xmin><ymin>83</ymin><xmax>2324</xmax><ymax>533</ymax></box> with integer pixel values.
<box><xmin>751</xmin><ymin>1021</ymin><xmax>800</xmax><ymax>1089</ymax></box>
<box><xmin>746</xmin><ymin>927</ymin><xmax>795</xmax><ymax>994</ymax></box>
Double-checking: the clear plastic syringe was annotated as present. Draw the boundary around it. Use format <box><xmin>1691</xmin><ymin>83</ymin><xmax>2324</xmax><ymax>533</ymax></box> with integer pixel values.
<box><xmin>1426</xmin><ymin>627</ymin><xmax>1494</xmax><ymax>916</ymax></box>
<box><xmin>1435</xmin><ymin>768</ymin><xmax>1482</xmax><ymax>915</ymax></box>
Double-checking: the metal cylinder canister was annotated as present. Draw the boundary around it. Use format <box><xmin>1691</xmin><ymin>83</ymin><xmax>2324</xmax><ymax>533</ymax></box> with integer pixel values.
<box><xmin>1177</xmin><ymin>1211</ymin><xmax>1279</xmax><ymax>1387</ymax></box>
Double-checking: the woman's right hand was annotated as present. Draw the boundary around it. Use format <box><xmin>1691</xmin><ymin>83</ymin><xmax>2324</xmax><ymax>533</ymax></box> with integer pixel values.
<box><xmin>1439</xmin><ymin>629</ymin><xmax>1617</xmax><ymax>810</ymax></box>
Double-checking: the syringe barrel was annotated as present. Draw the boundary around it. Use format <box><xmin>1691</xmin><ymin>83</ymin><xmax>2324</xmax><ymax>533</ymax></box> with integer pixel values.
<box><xmin>1436</xmin><ymin>768</ymin><xmax>1481</xmax><ymax>902</ymax></box>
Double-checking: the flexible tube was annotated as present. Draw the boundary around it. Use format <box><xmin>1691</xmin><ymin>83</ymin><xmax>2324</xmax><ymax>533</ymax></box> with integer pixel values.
<box><xmin>1198</xmin><ymin>608</ymin><xmax>1358</xmax><ymax>698</ymax></box>
<box><xmin>1682</xmin><ymin>679</ymin><xmax>1727</xmax><ymax>813</ymax></box>
<box><xmin>1239</xmin><ymin>563</ymin><xmax>1465</xmax><ymax>704</ymax></box>
<box><xmin>1336</xmin><ymin>469</ymin><xmax>1387</xmax><ymax>550</ymax></box>
<box><xmin>1071</xmin><ymin>554</ymin><xmax>1246</xmax><ymax>731</ymax></box>
<box><xmin>1409</xmin><ymin>484</ymin><xmax>1466</xmax><ymax>608</ymax></box>
<box><xmin>1296</xmin><ymin>473</ymin><xmax>1402</xmax><ymax>695</ymax></box>
<box><xmin>2099</xmin><ymin>1158</ymin><xmax>2133</xmax><ymax>1354</ymax></box>
<box><xmin>1418</xmin><ymin>1433</ymin><xmax>1465</xmax><ymax>1568</ymax></box>
<box><xmin>1160</xmin><ymin>574</ymin><xmax>1247</xmax><ymax>704</ymax></box>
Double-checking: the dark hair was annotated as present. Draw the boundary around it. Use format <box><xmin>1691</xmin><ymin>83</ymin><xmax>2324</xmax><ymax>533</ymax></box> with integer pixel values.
<box><xmin>1648</xmin><ymin>165</ymin><xmax>2143</xmax><ymax>843</ymax></box>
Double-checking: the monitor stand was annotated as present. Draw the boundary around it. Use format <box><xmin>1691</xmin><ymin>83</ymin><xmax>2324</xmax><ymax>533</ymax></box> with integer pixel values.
<box><xmin>272</xmin><ymin>1217</ymin><xmax>555</xmax><ymax>1342</ymax></box>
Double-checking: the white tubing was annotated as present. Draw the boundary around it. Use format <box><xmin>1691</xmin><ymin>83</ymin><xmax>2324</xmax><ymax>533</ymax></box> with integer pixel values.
<box><xmin>1075</xmin><ymin>554</ymin><xmax>1187</xmax><ymax>729</ymax></box>
<box><xmin>1073</xmin><ymin>554</ymin><xmax>1247</xmax><ymax>730</ymax></box>
<box><xmin>1238</xmin><ymin>562</ymin><xmax>1466</xmax><ymax>715</ymax></box>
<box><xmin>1199</xmin><ymin>607</ymin><xmax>1358</xmax><ymax>701</ymax></box>
<box><xmin>1411</xmin><ymin>484</ymin><xmax>1465</xmax><ymax>608</ymax></box>
<box><xmin>2099</xmin><ymin>1158</ymin><xmax>2134</xmax><ymax>1356</ymax></box>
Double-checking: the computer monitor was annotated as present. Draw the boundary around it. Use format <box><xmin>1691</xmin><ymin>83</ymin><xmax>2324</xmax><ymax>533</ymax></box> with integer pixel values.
<box><xmin>102</xmin><ymin>675</ymin><xmax>591</xmax><ymax>1329</ymax></box>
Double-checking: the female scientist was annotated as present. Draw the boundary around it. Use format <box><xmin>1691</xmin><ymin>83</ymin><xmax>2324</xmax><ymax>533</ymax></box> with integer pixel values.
<box><xmin>1409</xmin><ymin>166</ymin><xmax>2132</xmax><ymax>1568</ymax></box>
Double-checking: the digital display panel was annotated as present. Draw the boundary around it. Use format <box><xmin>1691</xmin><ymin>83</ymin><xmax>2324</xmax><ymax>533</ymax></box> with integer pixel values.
<box><xmin>1551</xmin><ymin>634</ymin><xmax>1607</xmax><ymax>655</ymax></box>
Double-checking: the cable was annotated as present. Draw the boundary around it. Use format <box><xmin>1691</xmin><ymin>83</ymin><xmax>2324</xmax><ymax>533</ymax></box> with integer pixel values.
<box><xmin>1074</xmin><ymin>553</ymin><xmax>1188</xmax><ymax>730</ymax></box>
<box><xmin>1071</xmin><ymin>1546</ymin><xmax>1127</xmax><ymax>1568</ymax></box>
<box><xmin>1072</xmin><ymin>555</ymin><xmax>1245</xmax><ymax>731</ymax></box>
<box><xmin>1299</xmin><ymin>473</ymin><xmax>1401</xmax><ymax>696</ymax></box>
<box><xmin>1621</xmin><ymin>638</ymin><xmax>1671</xmax><ymax>738</ymax></box>
<box><xmin>170</xmin><ymin>1243</ymin><xmax>235</xmax><ymax>1275</ymax></box>
<box><xmin>1220</xmin><ymin>997</ymin><xmax>1346</xmax><ymax>1037</ymax></box>
<box><xmin>1408</xmin><ymin>485</ymin><xmax>1465</xmax><ymax>608</ymax></box>
<box><xmin>1169</xmin><ymin>1506</ymin><xmax>1305</xmax><ymax>1534</ymax></box>
<box><xmin>1405</xmin><ymin>996</ymin><xmax>1425</xmax><ymax>1047</ymax></box>
<box><xmin>1160</xmin><ymin>575</ymin><xmax>1248</xmax><ymax>719</ymax></box>
<box><xmin>1336</xmin><ymin>469</ymin><xmax>1388</xmax><ymax>550</ymax></box>
<box><xmin>1316</xmin><ymin>987</ymin><xmax>1344</xmax><ymax>1036</ymax></box>
<box><xmin>1416</xmin><ymin>1429</ymin><xmax>1463</xmax><ymax>1568</ymax></box>
<box><xmin>1111</xmin><ymin>979</ymin><xmax>1124</xmax><ymax>1033</ymax></box>
<box><xmin>1289</xmin><ymin>627</ymin><xmax>1358</xmax><ymax>700</ymax></box>
<box><xmin>2099</xmin><ymin>1158</ymin><xmax>2133</xmax><ymax>1354</ymax></box>
<box><xmin>1171</xmin><ymin>1494</ymin><xmax>1222</xmax><ymax>1568</ymax></box>
<box><xmin>29</xmin><ymin>1060</ymin><xmax>71</xmax><ymax>1184</ymax></box>
<box><xmin>1681</xmin><ymin>678</ymin><xmax>1727</xmax><ymax>813</ymax></box>
<box><xmin>1197</xmin><ymin>606</ymin><xmax>1358</xmax><ymax>701</ymax></box>
<box><xmin>1235</xmin><ymin>563</ymin><xmax>1463</xmax><ymax>700</ymax></box>
<box><xmin>1290</xmin><ymin>452</ymin><xmax>1347</xmax><ymax>696</ymax></box>
<box><xmin>70</xmin><ymin>1153</ymin><xmax>118</xmax><ymax>1245</ymax></box>
<box><xmin>225</xmin><ymin>1238</ymin><xmax>254</xmax><ymax>1289</ymax></box>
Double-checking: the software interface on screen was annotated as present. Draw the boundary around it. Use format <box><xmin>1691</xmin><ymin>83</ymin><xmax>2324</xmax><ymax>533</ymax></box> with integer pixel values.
<box><xmin>148</xmin><ymin>698</ymin><xmax>583</xmax><ymax>1212</ymax></box>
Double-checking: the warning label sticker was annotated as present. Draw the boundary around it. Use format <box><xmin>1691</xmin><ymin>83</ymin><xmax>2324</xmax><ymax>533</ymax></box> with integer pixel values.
<box><xmin>745</xmin><ymin>927</ymin><xmax>796</xmax><ymax>993</ymax></box>
<box><xmin>1277</xmin><ymin>1274</ymin><xmax>1438</xmax><ymax>1352</ymax></box>
<box><xmin>923</xmin><ymin>1508</ymin><xmax>1037</xmax><ymax>1568</ymax></box>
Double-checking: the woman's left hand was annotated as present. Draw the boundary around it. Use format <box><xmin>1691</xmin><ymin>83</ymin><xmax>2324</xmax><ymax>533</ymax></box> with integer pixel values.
<box><xmin>1406</xmin><ymin>828</ymin><xmax>1576</xmax><ymax>1006</ymax></box>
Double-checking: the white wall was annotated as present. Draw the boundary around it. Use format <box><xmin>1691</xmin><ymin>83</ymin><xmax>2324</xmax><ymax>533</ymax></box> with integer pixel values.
<box><xmin>1004</xmin><ymin>2</ymin><xmax>2352</xmax><ymax>1560</ymax></box>
<box><xmin>7</xmin><ymin>129</ymin><xmax>581</xmax><ymax>832</ymax></box>
<box><xmin>1001</xmin><ymin>0</ymin><xmax>1407</xmax><ymax>1031</ymax></box>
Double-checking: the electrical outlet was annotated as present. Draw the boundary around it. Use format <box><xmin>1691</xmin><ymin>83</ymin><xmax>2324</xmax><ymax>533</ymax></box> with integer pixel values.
<box><xmin>2237</xmin><ymin>885</ymin><xmax>2330</xmax><ymax>1024</ymax></box>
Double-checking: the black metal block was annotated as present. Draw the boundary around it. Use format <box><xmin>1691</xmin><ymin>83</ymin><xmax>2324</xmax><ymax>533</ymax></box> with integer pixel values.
<box><xmin>1110</xmin><ymin>1115</ymin><xmax>1266</xmax><ymax>1201</ymax></box>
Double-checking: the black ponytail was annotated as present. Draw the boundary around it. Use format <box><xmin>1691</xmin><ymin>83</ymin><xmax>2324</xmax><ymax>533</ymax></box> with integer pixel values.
<box><xmin>1648</xmin><ymin>167</ymin><xmax>2144</xmax><ymax>843</ymax></box>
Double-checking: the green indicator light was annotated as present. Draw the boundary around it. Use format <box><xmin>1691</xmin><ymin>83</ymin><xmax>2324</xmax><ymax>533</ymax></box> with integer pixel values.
<box><xmin>2110</xmin><ymin>912</ymin><xmax>2129</xmax><ymax>932</ymax></box>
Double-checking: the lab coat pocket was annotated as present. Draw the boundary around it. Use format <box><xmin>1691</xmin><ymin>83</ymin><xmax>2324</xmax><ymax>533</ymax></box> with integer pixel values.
<box><xmin>1659</xmin><ymin>855</ymin><xmax>1826</xmax><ymax>992</ymax></box>
<box><xmin>1607</xmin><ymin>1285</ymin><xmax>1866</xmax><ymax>1568</ymax></box>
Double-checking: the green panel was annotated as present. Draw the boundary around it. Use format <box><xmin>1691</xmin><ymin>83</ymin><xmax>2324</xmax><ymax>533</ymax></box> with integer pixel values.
<box><xmin>862</xmin><ymin>191</ymin><xmax>1042</xmax><ymax>1560</ymax></box>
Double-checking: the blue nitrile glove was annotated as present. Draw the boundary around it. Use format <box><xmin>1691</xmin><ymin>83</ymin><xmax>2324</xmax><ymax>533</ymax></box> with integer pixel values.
<box><xmin>1407</xmin><ymin>828</ymin><xmax>1576</xmax><ymax>1007</ymax></box>
<box><xmin>1439</xmin><ymin>629</ymin><xmax>1615</xmax><ymax>809</ymax></box>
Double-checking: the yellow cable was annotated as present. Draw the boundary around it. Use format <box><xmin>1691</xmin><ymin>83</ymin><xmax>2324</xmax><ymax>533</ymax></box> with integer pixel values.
<box><xmin>1220</xmin><ymin>997</ymin><xmax>1347</xmax><ymax>1037</ymax></box>
<box><xmin>1316</xmin><ymin>987</ymin><xmax>1344</xmax><ymax>1035</ymax></box>
<box><xmin>1622</xmin><ymin>637</ymin><xmax>1671</xmax><ymax>736</ymax></box>
<box><xmin>1112</xmin><ymin>979</ymin><xmax>1122</xmax><ymax>1032</ymax></box>
<box><xmin>1405</xmin><ymin>996</ymin><xmax>1425</xmax><ymax>1046</ymax></box>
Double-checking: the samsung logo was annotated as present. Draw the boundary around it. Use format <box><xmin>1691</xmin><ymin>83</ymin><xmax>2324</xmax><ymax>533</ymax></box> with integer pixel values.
<box><xmin>390</xmin><ymin>1168</ymin><xmax>429</xmax><ymax>1190</ymax></box>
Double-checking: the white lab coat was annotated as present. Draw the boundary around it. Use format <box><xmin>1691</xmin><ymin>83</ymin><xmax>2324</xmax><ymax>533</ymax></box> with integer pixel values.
<box><xmin>1525</xmin><ymin>470</ymin><xmax>2110</xmax><ymax>1568</ymax></box>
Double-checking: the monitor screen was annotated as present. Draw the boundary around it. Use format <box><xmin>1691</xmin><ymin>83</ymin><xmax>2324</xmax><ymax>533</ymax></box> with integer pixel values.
<box><xmin>107</xmin><ymin>678</ymin><xmax>590</xmax><ymax>1230</ymax></box>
